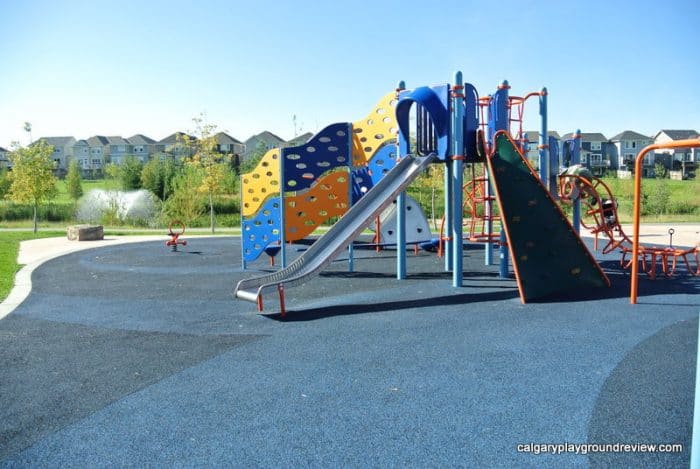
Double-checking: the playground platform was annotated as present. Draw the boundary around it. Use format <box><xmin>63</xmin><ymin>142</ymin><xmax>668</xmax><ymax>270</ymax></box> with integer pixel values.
<box><xmin>1</xmin><ymin>233</ymin><xmax>698</xmax><ymax>467</ymax></box>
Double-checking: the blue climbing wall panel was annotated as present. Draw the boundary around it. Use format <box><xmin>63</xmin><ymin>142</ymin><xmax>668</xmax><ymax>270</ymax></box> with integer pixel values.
<box><xmin>241</xmin><ymin>197</ymin><xmax>282</xmax><ymax>262</ymax></box>
<box><xmin>281</xmin><ymin>123</ymin><xmax>352</xmax><ymax>192</ymax></box>
<box><xmin>351</xmin><ymin>144</ymin><xmax>399</xmax><ymax>203</ymax></box>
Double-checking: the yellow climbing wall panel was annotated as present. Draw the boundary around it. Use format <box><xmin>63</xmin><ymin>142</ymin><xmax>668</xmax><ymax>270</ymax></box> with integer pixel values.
<box><xmin>351</xmin><ymin>92</ymin><xmax>398</xmax><ymax>166</ymax></box>
<box><xmin>284</xmin><ymin>170</ymin><xmax>349</xmax><ymax>242</ymax></box>
<box><xmin>241</xmin><ymin>148</ymin><xmax>280</xmax><ymax>217</ymax></box>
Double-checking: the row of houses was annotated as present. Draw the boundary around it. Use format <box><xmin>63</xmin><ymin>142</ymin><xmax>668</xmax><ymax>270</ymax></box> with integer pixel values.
<box><xmin>523</xmin><ymin>129</ymin><xmax>699</xmax><ymax>179</ymax></box>
<box><xmin>1</xmin><ymin>128</ymin><xmax>697</xmax><ymax>180</ymax></box>
<box><xmin>0</xmin><ymin>130</ymin><xmax>313</xmax><ymax>177</ymax></box>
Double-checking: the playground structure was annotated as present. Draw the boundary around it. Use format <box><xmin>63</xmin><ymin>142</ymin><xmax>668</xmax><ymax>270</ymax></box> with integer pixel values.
<box><xmin>559</xmin><ymin>173</ymin><xmax>700</xmax><ymax>278</ymax></box>
<box><xmin>240</xmin><ymin>92</ymin><xmax>432</xmax><ymax>268</ymax></box>
<box><xmin>235</xmin><ymin>72</ymin><xmax>611</xmax><ymax>313</ymax></box>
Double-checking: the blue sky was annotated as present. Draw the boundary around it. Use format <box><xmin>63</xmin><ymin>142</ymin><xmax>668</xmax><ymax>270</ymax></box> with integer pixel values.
<box><xmin>1</xmin><ymin>0</ymin><xmax>698</xmax><ymax>148</ymax></box>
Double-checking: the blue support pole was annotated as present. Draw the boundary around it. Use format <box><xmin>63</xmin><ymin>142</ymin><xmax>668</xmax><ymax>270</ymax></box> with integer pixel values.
<box><xmin>487</xmin><ymin>81</ymin><xmax>510</xmax><ymax>266</ymax></box>
<box><xmin>484</xmin><ymin>96</ymin><xmax>493</xmax><ymax>267</ymax></box>
<box><xmin>571</xmin><ymin>129</ymin><xmax>582</xmax><ymax>234</ymax></box>
<box><xmin>549</xmin><ymin>135</ymin><xmax>560</xmax><ymax>195</ymax></box>
<box><xmin>452</xmin><ymin>71</ymin><xmax>464</xmax><ymax>287</ymax></box>
<box><xmin>397</xmin><ymin>192</ymin><xmax>406</xmax><ymax>279</ymax></box>
<box><xmin>240</xmin><ymin>172</ymin><xmax>247</xmax><ymax>270</ymax></box>
<box><xmin>443</xmin><ymin>89</ymin><xmax>453</xmax><ymax>273</ymax></box>
<box><xmin>347</xmin><ymin>129</ymin><xmax>354</xmax><ymax>273</ymax></box>
<box><xmin>499</xmin><ymin>229</ymin><xmax>509</xmax><ymax>278</ymax></box>
<box><xmin>444</xmin><ymin>161</ymin><xmax>453</xmax><ymax>271</ymax></box>
<box><xmin>280</xmin><ymin>147</ymin><xmax>287</xmax><ymax>268</ymax></box>
<box><xmin>538</xmin><ymin>87</ymin><xmax>548</xmax><ymax>185</ymax></box>
<box><xmin>396</xmin><ymin>81</ymin><xmax>407</xmax><ymax>280</ymax></box>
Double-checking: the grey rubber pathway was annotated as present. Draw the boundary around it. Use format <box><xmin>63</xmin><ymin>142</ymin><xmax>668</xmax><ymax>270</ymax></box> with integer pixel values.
<box><xmin>1</xmin><ymin>237</ymin><xmax>698</xmax><ymax>467</ymax></box>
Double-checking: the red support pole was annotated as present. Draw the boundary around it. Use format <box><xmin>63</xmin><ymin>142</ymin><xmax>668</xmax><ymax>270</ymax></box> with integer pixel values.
<box><xmin>278</xmin><ymin>284</ymin><xmax>286</xmax><ymax>317</ymax></box>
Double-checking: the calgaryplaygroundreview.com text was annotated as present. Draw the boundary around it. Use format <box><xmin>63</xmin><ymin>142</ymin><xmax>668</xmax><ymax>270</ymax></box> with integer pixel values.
<box><xmin>516</xmin><ymin>442</ymin><xmax>683</xmax><ymax>456</ymax></box>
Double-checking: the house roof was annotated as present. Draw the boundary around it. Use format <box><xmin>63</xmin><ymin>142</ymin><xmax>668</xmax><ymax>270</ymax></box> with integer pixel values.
<box><xmin>87</xmin><ymin>136</ymin><xmax>109</xmax><ymax>146</ymax></box>
<box><xmin>286</xmin><ymin>132</ymin><xmax>314</xmax><ymax>146</ymax></box>
<box><xmin>655</xmin><ymin>129</ymin><xmax>699</xmax><ymax>140</ymax></box>
<box><xmin>38</xmin><ymin>136</ymin><xmax>76</xmax><ymax>146</ymax></box>
<box><xmin>74</xmin><ymin>139</ymin><xmax>89</xmax><ymax>145</ymax></box>
<box><xmin>158</xmin><ymin>132</ymin><xmax>196</xmax><ymax>144</ymax></box>
<box><xmin>522</xmin><ymin>131</ymin><xmax>561</xmax><ymax>142</ymax></box>
<box><xmin>128</xmin><ymin>134</ymin><xmax>156</xmax><ymax>145</ymax></box>
<box><xmin>610</xmin><ymin>130</ymin><xmax>651</xmax><ymax>141</ymax></box>
<box><xmin>560</xmin><ymin>132</ymin><xmax>608</xmax><ymax>141</ymax></box>
<box><xmin>0</xmin><ymin>146</ymin><xmax>7</xmax><ymax>152</ymax></box>
<box><xmin>213</xmin><ymin>131</ymin><xmax>242</xmax><ymax>145</ymax></box>
<box><xmin>245</xmin><ymin>130</ymin><xmax>285</xmax><ymax>145</ymax></box>
<box><xmin>105</xmin><ymin>136</ymin><xmax>129</xmax><ymax>145</ymax></box>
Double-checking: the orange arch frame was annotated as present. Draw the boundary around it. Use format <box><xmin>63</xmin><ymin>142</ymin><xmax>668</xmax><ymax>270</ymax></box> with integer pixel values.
<box><xmin>630</xmin><ymin>138</ymin><xmax>700</xmax><ymax>303</ymax></box>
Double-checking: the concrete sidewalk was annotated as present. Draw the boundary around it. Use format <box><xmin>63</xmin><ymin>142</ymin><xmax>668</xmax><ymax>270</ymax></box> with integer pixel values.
<box><xmin>584</xmin><ymin>223</ymin><xmax>699</xmax><ymax>248</ymax></box>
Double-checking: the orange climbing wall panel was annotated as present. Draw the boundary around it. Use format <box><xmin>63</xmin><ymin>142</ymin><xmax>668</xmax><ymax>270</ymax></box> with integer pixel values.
<box><xmin>284</xmin><ymin>170</ymin><xmax>349</xmax><ymax>242</ymax></box>
<box><xmin>351</xmin><ymin>92</ymin><xmax>398</xmax><ymax>166</ymax></box>
<box><xmin>241</xmin><ymin>148</ymin><xmax>280</xmax><ymax>217</ymax></box>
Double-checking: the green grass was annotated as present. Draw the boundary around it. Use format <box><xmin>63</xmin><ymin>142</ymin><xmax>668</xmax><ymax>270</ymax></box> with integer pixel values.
<box><xmin>600</xmin><ymin>176</ymin><xmax>700</xmax><ymax>222</ymax></box>
<box><xmin>53</xmin><ymin>178</ymin><xmax>115</xmax><ymax>203</ymax></box>
<box><xmin>0</xmin><ymin>231</ymin><xmax>64</xmax><ymax>303</ymax></box>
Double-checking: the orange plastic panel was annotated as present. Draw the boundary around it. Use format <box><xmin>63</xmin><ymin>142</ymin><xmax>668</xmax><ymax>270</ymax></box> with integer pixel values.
<box><xmin>352</xmin><ymin>92</ymin><xmax>398</xmax><ymax>166</ymax></box>
<box><xmin>241</xmin><ymin>148</ymin><xmax>280</xmax><ymax>217</ymax></box>
<box><xmin>284</xmin><ymin>170</ymin><xmax>349</xmax><ymax>242</ymax></box>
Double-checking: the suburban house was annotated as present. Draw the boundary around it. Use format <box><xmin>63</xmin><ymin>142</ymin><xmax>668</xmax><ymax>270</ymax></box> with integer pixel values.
<box><xmin>286</xmin><ymin>132</ymin><xmax>314</xmax><ymax>147</ymax></box>
<box><xmin>4</xmin><ymin>126</ymin><xmax>695</xmax><ymax>181</ymax></box>
<box><xmin>213</xmin><ymin>132</ymin><xmax>245</xmax><ymax>156</ymax></box>
<box><xmin>73</xmin><ymin>139</ymin><xmax>90</xmax><ymax>171</ymax></box>
<box><xmin>609</xmin><ymin>130</ymin><xmax>653</xmax><ymax>177</ymax></box>
<box><xmin>653</xmin><ymin>129</ymin><xmax>698</xmax><ymax>179</ymax></box>
<box><xmin>128</xmin><ymin>134</ymin><xmax>157</xmax><ymax>162</ymax></box>
<box><xmin>105</xmin><ymin>136</ymin><xmax>132</xmax><ymax>165</ymax></box>
<box><xmin>559</xmin><ymin>132</ymin><xmax>614</xmax><ymax>176</ymax></box>
<box><xmin>37</xmin><ymin>136</ymin><xmax>76</xmax><ymax>177</ymax></box>
<box><xmin>154</xmin><ymin>132</ymin><xmax>197</xmax><ymax>160</ymax></box>
<box><xmin>0</xmin><ymin>146</ymin><xmax>9</xmax><ymax>169</ymax></box>
<box><xmin>522</xmin><ymin>131</ymin><xmax>561</xmax><ymax>169</ymax></box>
<box><xmin>86</xmin><ymin>136</ymin><xmax>110</xmax><ymax>176</ymax></box>
<box><xmin>243</xmin><ymin>131</ymin><xmax>286</xmax><ymax>161</ymax></box>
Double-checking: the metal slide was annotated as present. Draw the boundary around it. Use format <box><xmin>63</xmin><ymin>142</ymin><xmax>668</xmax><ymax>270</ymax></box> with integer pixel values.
<box><xmin>235</xmin><ymin>153</ymin><xmax>437</xmax><ymax>306</ymax></box>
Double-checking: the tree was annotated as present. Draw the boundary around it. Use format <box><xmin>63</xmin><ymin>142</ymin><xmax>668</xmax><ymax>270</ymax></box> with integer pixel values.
<box><xmin>179</xmin><ymin>114</ymin><xmax>232</xmax><ymax>233</ymax></box>
<box><xmin>119</xmin><ymin>155</ymin><xmax>143</xmax><ymax>190</ymax></box>
<box><xmin>104</xmin><ymin>162</ymin><xmax>120</xmax><ymax>189</ymax></box>
<box><xmin>0</xmin><ymin>168</ymin><xmax>11</xmax><ymax>199</ymax></box>
<box><xmin>66</xmin><ymin>159</ymin><xmax>84</xmax><ymax>200</ymax></box>
<box><xmin>141</xmin><ymin>157</ymin><xmax>164</xmax><ymax>199</ymax></box>
<box><xmin>163</xmin><ymin>164</ymin><xmax>205</xmax><ymax>226</ymax></box>
<box><xmin>6</xmin><ymin>140</ymin><xmax>58</xmax><ymax>233</ymax></box>
<box><xmin>654</xmin><ymin>162</ymin><xmax>667</xmax><ymax>179</ymax></box>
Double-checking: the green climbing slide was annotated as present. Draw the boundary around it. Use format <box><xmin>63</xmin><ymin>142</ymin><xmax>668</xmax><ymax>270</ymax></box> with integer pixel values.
<box><xmin>487</xmin><ymin>132</ymin><xmax>610</xmax><ymax>302</ymax></box>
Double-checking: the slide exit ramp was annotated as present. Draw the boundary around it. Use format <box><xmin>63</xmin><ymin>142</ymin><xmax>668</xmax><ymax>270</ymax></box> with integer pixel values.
<box><xmin>235</xmin><ymin>153</ymin><xmax>437</xmax><ymax>312</ymax></box>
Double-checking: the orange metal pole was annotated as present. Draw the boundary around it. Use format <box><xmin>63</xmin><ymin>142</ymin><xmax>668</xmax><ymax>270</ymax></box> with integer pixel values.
<box><xmin>631</xmin><ymin>138</ymin><xmax>700</xmax><ymax>304</ymax></box>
